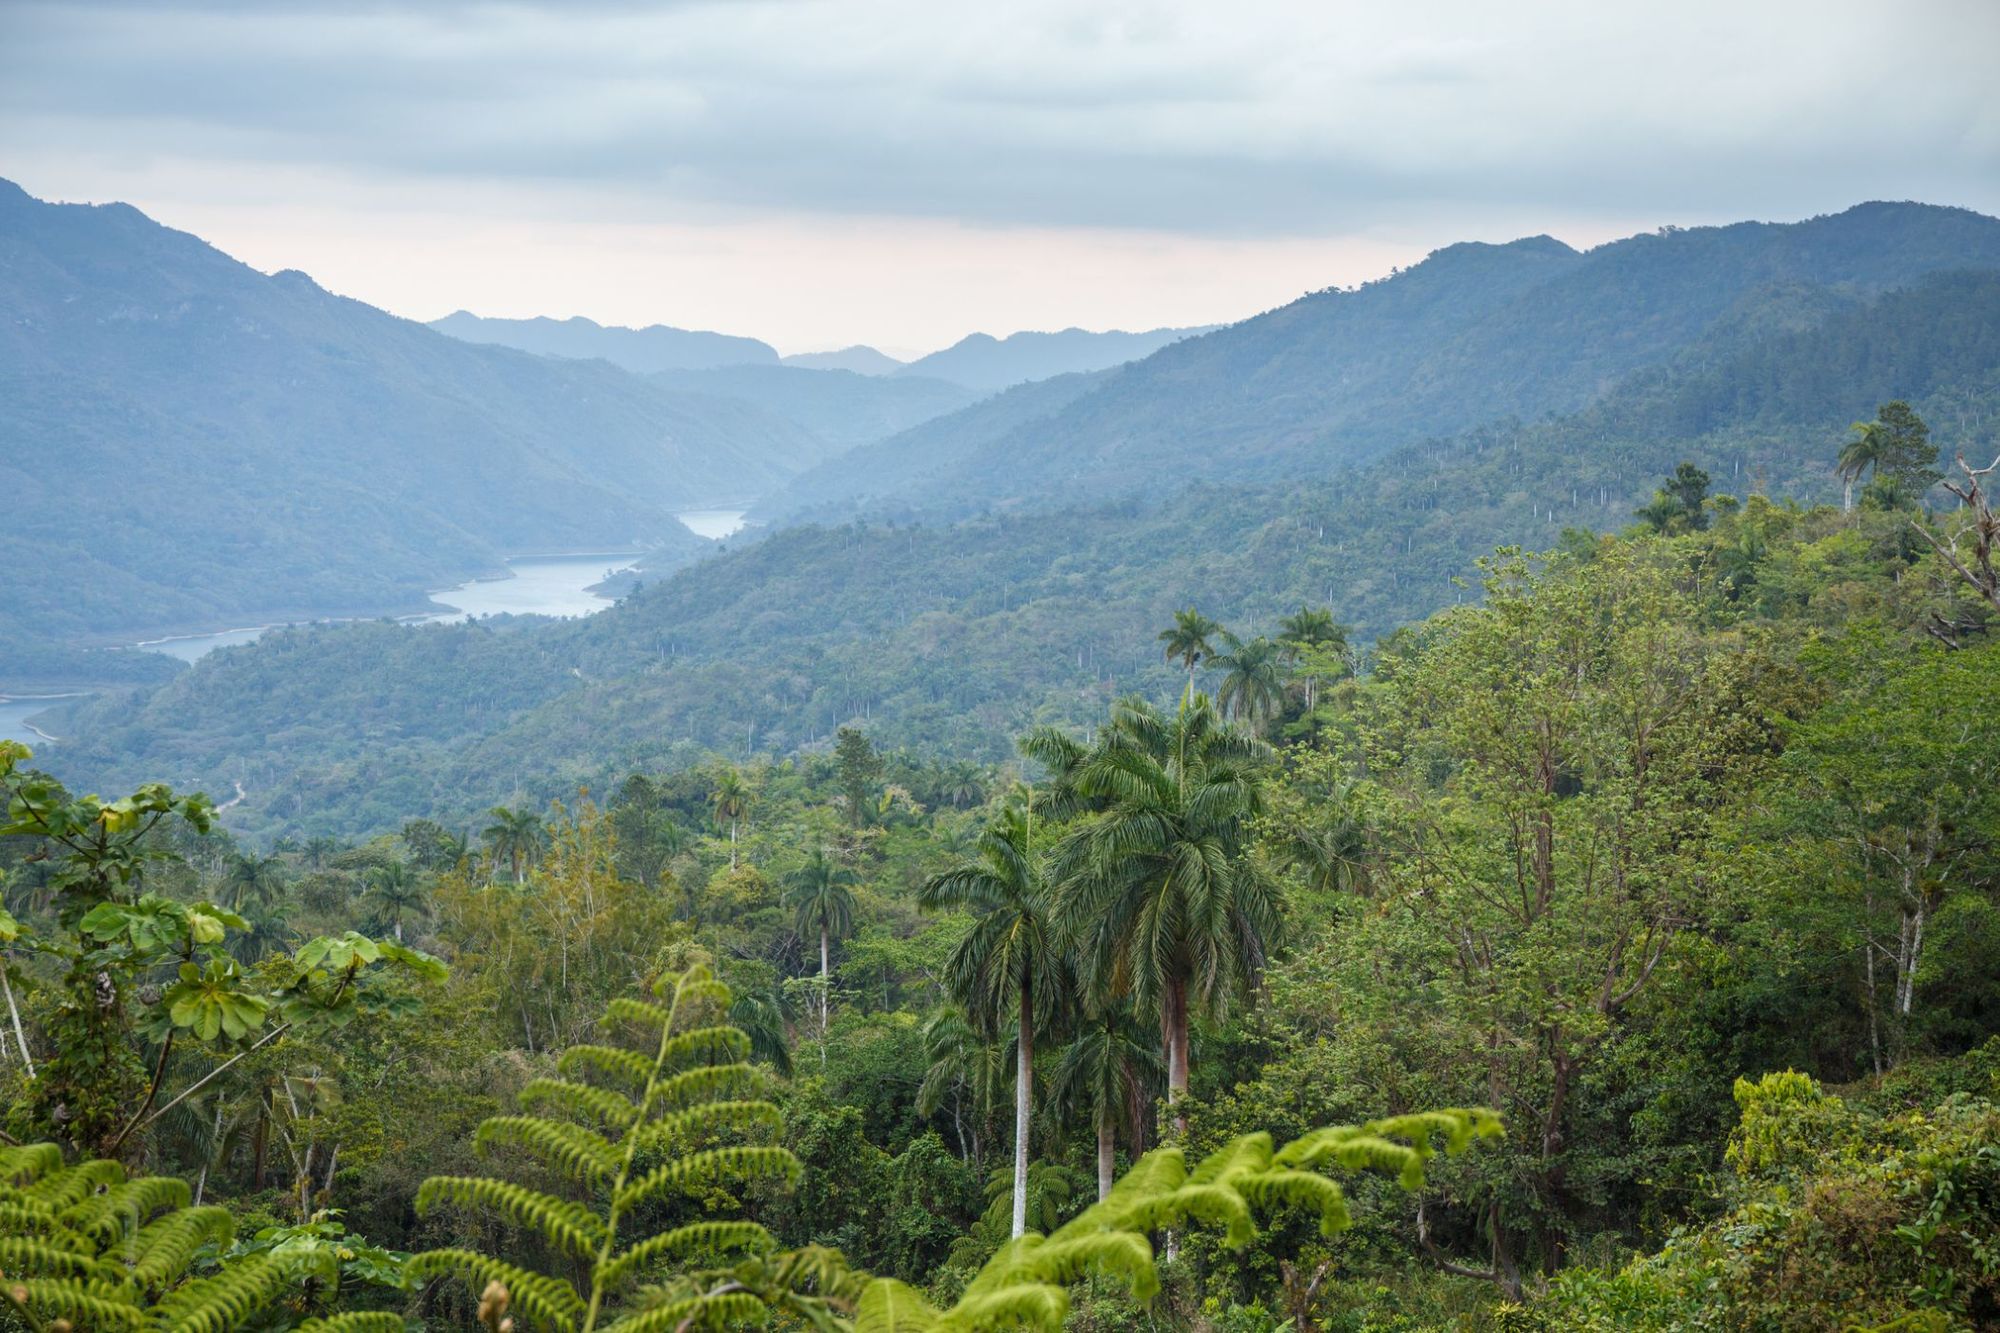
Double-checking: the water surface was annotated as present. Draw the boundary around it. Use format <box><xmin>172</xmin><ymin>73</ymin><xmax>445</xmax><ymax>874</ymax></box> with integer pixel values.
<box><xmin>0</xmin><ymin>695</ymin><xmax>84</xmax><ymax>747</ymax></box>
<box><xmin>132</xmin><ymin>553</ymin><xmax>641</xmax><ymax>661</ymax></box>
<box><xmin>676</xmin><ymin>509</ymin><xmax>748</xmax><ymax>540</ymax></box>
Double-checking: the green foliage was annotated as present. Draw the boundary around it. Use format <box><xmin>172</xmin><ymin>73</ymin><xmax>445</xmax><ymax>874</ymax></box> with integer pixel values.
<box><xmin>408</xmin><ymin>965</ymin><xmax>832</xmax><ymax>1333</ymax></box>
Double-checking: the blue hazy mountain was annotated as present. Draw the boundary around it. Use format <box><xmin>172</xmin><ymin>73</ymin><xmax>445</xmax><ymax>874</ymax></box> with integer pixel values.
<box><xmin>428</xmin><ymin>310</ymin><xmax>779</xmax><ymax>370</ymax></box>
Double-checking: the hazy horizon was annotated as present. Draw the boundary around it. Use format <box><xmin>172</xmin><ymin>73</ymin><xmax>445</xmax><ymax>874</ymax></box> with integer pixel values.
<box><xmin>6</xmin><ymin>0</ymin><xmax>1995</xmax><ymax>353</ymax></box>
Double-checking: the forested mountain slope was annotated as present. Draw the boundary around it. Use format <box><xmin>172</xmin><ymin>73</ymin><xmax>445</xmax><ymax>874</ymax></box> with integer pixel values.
<box><xmin>0</xmin><ymin>181</ymin><xmax>824</xmax><ymax>677</ymax></box>
<box><xmin>44</xmin><ymin>267</ymin><xmax>2000</xmax><ymax>838</ymax></box>
<box><xmin>804</xmin><ymin>203</ymin><xmax>2000</xmax><ymax>518</ymax></box>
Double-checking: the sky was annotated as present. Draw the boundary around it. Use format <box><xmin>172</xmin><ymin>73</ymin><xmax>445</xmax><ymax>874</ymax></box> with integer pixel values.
<box><xmin>2</xmin><ymin>0</ymin><xmax>1997</xmax><ymax>355</ymax></box>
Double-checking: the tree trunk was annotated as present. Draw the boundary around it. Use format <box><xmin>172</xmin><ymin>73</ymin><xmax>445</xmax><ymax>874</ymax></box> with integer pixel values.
<box><xmin>1</xmin><ymin>964</ymin><xmax>34</xmax><ymax>1077</ymax></box>
<box><xmin>819</xmin><ymin>924</ymin><xmax>831</xmax><ymax>1045</ymax></box>
<box><xmin>1096</xmin><ymin>1117</ymin><xmax>1115</xmax><ymax>1202</ymax></box>
<box><xmin>730</xmin><ymin>822</ymin><xmax>738</xmax><ymax>871</ymax></box>
<box><xmin>1843</xmin><ymin>479</ymin><xmax>1854</xmax><ymax>514</ymax></box>
<box><xmin>1012</xmin><ymin>983</ymin><xmax>1032</xmax><ymax>1239</ymax></box>
<box><xmin>1165</xmin><ymin>974</ymin><xmax>1190</xmax><ymax>1137</ymax></box>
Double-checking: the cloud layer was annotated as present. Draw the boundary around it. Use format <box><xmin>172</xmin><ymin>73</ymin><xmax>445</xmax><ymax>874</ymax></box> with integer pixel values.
<box><xmin>4</xmin><ymin>0</ymin><xmax>1996</xmax><ymax>349</ymax></box>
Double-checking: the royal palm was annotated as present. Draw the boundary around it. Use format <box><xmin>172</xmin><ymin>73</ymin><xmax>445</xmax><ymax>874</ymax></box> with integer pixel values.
<box><xmin>785</xmin><ymin>847</ymin><xmax>857</xmax><ymax>1047</ymax></box>
<box><xmin>1051</xmin><ymin>695</ymin><xmax>1277</xmax><ymax>1134</ymax></box>
<box><xmin>920</xmin><ymin>800</ymin><xmax>1067</xmax><ymax>1238</ymax></box>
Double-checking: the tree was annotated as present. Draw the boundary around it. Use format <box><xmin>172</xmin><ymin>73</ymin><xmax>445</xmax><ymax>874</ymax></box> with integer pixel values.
<box><xmin>1209</xmin><ymin>634</ymin><xmax>1288</xmax><ymax>731</ymax></box>
<box><xmin>220</xmin><ymin>851</ymin><xmax>288</xmax><ymax>913</ymax></box>
<box><xmin>920</xmin><ymin>801</ymin><xmax>1068</xmax><ymax>1238</ymax></box>
<box><xmin>1158</xmin><ymin>608</ymin><xmax>1225</xmax><ymax>705</ymax></box>
<box><xmin>480</xmin><ymin>805</ymin><xmax>545</xmax><ymax>884</ymax></box>
<box><xmin>362</xmin><ymin>861</ymin><xmax>429</xmax><ymax>943</ymax></box>
<box><xmin>1048</xmin><ymin>999</ymin><xmax>1162</xmax><ymax>1200</ymax></box>
<box><xmin>708</xmin><ymin>766</ymin><xmax>752</xmax><ymax>870</ymax></box>
<box><xmin>1636</xmin><ymin>461</ymin><xmax>1711</xmax><ymax>532</ymax></box>
<box><xmin>1049</xmin><ymin>695</ymin><xmax>1278</xmax><ymax>1135</ymax></box>
<box><xmin>785</xmin><ymin>848</ymin><xmax>858</xmax><ymax>1047</ymax></box>
<box><xmin>1838</xmin><ymin>402</ymin><xmax>1939</xmax><ymax>513</ymax></box>
<box><xmin>916</xmin><ymin>1006</ymin><xmax>1009</xmax><ymax>1171</ymax></box>
<box><xmin>833</xmin><ymin>728</ymin><xmax>883</xmax><ymax>829</ymax></box>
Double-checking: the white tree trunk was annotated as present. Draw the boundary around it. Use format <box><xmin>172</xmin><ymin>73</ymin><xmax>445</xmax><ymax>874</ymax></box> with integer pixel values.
<box><xmin>2</xmin><ymin>965</ymin><xmax>33</xmax><ymax>1078</ymax></box>
<box><xmin>1097</xmin><ymin>1118</ymin><xmax>1115</xmax><ymax>1202</ymax></box>
<box><xmin>1012</xmin><ymin>986</ymin><xmax>1033</xmax><ymax>1239</ymax></box>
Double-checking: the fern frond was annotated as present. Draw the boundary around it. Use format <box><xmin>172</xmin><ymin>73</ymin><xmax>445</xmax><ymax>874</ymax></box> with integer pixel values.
<box><xmin>296</xmin><ymin>1314</ymin><xmax>411</xmax><ymax>1332</ymax></box>
<box><xmin>855</xmin><ymin>1278</ymin><xmax>942</xmax><ymax>1333</ymax></box>
<box><xmin>601</xmin><ymin>1289</ymin><xmax>766</xmax><ymax>1333</ymax></box>
<box><xmin>614</xmin><ymin>1145</ymin><xmax>800</xmax><ymax>1213</ymax></box>
<box><xmin>23</xmin><ymin>1159</ymin><xmax>124</xmax><ymax>1210</ymax></box>
<box><xmin>630</xmin><ymin>1100</ymin><xmax>783</xmax><ymax>1155</ymax></box>
<box><xmin>125</xmin><ymin>1204</ymin><xmax>236</xmax><ymax>1288</ymax></box>
<box><xmin>651</xmin><ymin>1062</ymin><xmax>760</xmax><ymax>1113</ymax></box>
<box><xmin>473</xmin><ymin>1116</ymin><xmax>621</xmax><ymax>1186</ymax></box>
<box><xmin>0</xmin><ymin>1205</ymin><xmax>94</xmax><ymax>1254</ymax></box>
<box><xmin>0</xmin><ymin>1234</ymin><xmax>118</xmax><ymax>1281</ymax></box>
<box><xmin>652</xmin><ymin>1026</ymin><xmax>750</xmax><ymax>1079</ymax></box>
<box><xmin>518</xmin><ymin>1076</ymin><xmax>639</xmax><ymax>1130</ymax></box>
<box><xmin>154</xmin><ymin>1248</ymin><xmax>336</xmax><ymax>1333</ymax></box>
<box><xmin>406</xmin><ymin>1248</ymin><xmax>585</xmax><ymax>1332</ymax></box>
<box><xmin>596</xmin><ymin>1221</ymin><xmax>775</xmax><ymax>1289</ymax></box>
<box><xmin>0</xmin><ymin>1143</ymin><xmax>64</xmax><ymax>1186</ymax></box>
<box><xmin>1237</xmin><ymin>1167</ymin><xmax>1351</xmax><ymax>1236</ymax></box>
<box><xmin>932</xmin><ymin>1281</ymin><xmax>1068</xmax><ymax>1333</ymax></box>
<box><xmin>64</xmin><ymin>1175</ymin><xmax>192</xmax><ymax>1241</ymax></box>
<box><xmin>558</xmin><ymin>1043</ymin><xmax>656</xmax><ymax>1093</ymax></box>
<box><xmin>604</xmin><ymin>997</ymin><xmax>674</xmax><ymax>1031</ymax></box>
<box><xmin>416</xmin><ymin>1176</ymin><xmax>607</xmax><ymax>1259</ymax></box>
<box><xmin>9</xmin><ymin>1276</ymin><xmax>148</xmax><ymax>1329</ymax></box>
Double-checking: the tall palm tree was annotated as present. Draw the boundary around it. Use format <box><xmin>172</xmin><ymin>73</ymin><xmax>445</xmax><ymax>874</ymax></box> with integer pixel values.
<box><xmin>729</xmin><ymin>983</ymin><xmax>796</xmax><ymax>1077</ymax></box>
<box><xmin>220</xmin><ymin>851</ymin><xmax>288</xmax><ymax>913</ymax></box>
<box><xmin>1278</xmin><ymin>607</ymin><xmax>1350</xmax><ymax>715</ymax></box>
<box><xmin>920</xmin><ymin>801</ymin><xmax>1068</xmax><ymax>1239</ymax></box>
<box><xmin>709</xmin><ymin>767</ymin><xmax>752</xmax><ymax>870</ymax></box>
<box><xmin>1157</xmin><ymin>608</ymin><xmax>1224</xmax><ymax>706</ymax></box>
<box><xmin>1048</xmin><ymin>999</ymin><xmax>1163</xmax><ymax>1200</ymax></box>
<box><xmin>916</xmin><ymin>1006</ymin><xmax>1009</xmax><ymax>1170</ymax></box>
<box><xmin>784</xmin><ymin>848</ymin><xmax>858</xmax><ymax>1047</ymax></box>
<box><xmin>481</xmin><ymin>806</ymin><xmax>545</xmax><ymax>884</ymax></box>
<box><xmin>1838</xmin><ymin>418</ymin><xmax>1891</xmax><ymax>514</ymax></box>
<box><xmin>363</xmin><ymin>861</ymin><xmax>429</xmax><ymax>943</ymax></box>
<box><xmin>1052</xmin><ymin>694</ymin><xmax>1278</xmax><ymax>1136</ymax></box>
<box><xmin>1208</xmin><ymin>634</ymin><xmax>1288</xmax><ymax>731</ymax></box>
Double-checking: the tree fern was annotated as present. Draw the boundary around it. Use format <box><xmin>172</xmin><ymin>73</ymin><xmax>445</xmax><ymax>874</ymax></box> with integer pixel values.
<box><xmin>0</xmin><ymin>1140</ymin><xmax>336</xmax><ymax>1330</ymax></box>
<box><xmin>408</xmin><ymin>965</ymin><xmax>828</xmax><ymax>1333</ymax></box>
<box><xmin>852</xmin><ymin>1108</ymin><xmax>1503</xmax><ymax>1333</ymax></box>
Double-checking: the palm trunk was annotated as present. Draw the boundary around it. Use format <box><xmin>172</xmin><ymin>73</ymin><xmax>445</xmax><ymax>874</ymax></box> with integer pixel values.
<box><xmin>1096</xmin><ymin>1116</ymin><xmax>1115</xmax><ymax>1202</ymax></box>
<box><xmin>1843</xmin><ymin>479</ymin><xmax>1854</xmax><ymax>513</ymax></box>
<box><xmin>1165</xmin><ymin>973</ymin><xmax>1190</xmax><ymax>1137</ymax></box>
<box><xmin>730</xmin><ymin>822</ymin><xmax>738</xmax><ymax>871</ymax></box>
<box><xmin>1012</xmin><ymin>983</ymin><xmax>1033</xmax><ymax>1239</ymax></box>
<box><xmin>819</xmin><ymin>924</ymin><xmax>831</xmax><ymax>1048</ymax></box>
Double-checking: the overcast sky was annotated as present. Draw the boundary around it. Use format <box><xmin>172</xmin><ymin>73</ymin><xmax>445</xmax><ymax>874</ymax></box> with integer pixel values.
<box><xmin>3</xmin><ymin>1</ymin><xmax>1997</xmax><ymax>355</ymax></box>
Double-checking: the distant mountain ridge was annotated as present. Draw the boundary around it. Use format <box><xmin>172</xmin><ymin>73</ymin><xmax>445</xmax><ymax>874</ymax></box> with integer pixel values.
<box><xmin>430</xmin><ymin>310</ymin><xmax>778</xmax><ymax>371</ymax></box>
<box><xmin>801</xmin><ymin>203</ymin><xmax>2000</xmax><ymax>520</ymax></box>
<box><xmin>782</xmin><ymin>345</ymin><xmax>907</xmax><ymax>375</ymax></box>
<box><xmin>896</xmin><ymin>324</ymin><xmax>1219</xmax><ymax>394</ymax></box>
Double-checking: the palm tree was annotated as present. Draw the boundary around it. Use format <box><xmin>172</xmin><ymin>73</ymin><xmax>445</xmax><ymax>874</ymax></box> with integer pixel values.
<box><xmin>920</xmin><ymin>801</ymin><xmax>1068</xmax><ymax>1239</ymax></box>
<box><xmin>1278</xmin><ymin>607</ymin><xmax>1350</xmax><ymax>714</ymax></box>
<box><xmin>220</xmin><ymin>851</ymin><xmax>288</xmax><ymax>913</ymax></box>
<box><xmin>1281</xmin><ymin>778</ymin><xmax>1375</xmax><ymax>899</ymax></box>
<box><xmin>1838</xmin><ymin>418</ymin><xmax>1891</xmax><ymax>514</ymax></box>
<box><xmin>1049</xmin><ymin>999</ymin><xmax>1162</xmax><ymax>1200</ymax></box>
<box><xmin>363</xmin><ymin>861</ymin><xmax>429</xmax><ymax>943</ymax></box>
<box><xmin>301</xmin><ymin>836</ymin><xmax>340</xmax><ymax>870</ymax></box>
<box><xmin>709</xmin><ymin>767</ymin><xmax>752</xmax><ymax>870</ymax></box>
<box><xmin>729</xmin><ymin>983</ymin><xmax>795</xmax><ymax>1077</ymax></box>
<box><xmin>1052</xmin><ymin>694</ymin><xmax>1277</xmax><ymax>1136</ymax></box>
<box><xmin>1157</xmin><ymin>608</ymin><xmax>1224</xmax><ymax>706</ymax></box>
<box><xmin>784</xmin><ymin>848</ymin><xmax>858</xmax><ymax>1047</ymax></box>
<box><xmin>1209</xmin><ymin>634</ymin><xmax>1288</xmax><ymax>731</ymax></box>
<box><xmin>481</xmin><ymin>806</ymin><xmax>545</xmax><ymax>884</ymax></box>
<box><xmin>916</xmin><ymin>1006</ymin><xmax>1009</xmax><ymax>1170</ymax></box>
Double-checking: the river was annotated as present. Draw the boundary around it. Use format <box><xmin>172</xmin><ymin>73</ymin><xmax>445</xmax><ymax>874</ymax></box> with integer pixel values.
<box><xmin>0</xmin><ymin>694</ymin><xmax>84</xmax><ymax>747</ymax></box>
<box><xmin>134</xmin><ymin>551</ymin><xmax>646</xmax><ymax>662</ymax></box>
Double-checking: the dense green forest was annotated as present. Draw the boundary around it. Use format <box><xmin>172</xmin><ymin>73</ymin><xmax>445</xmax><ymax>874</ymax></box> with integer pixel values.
<box><xmin>5</xmin><ymin>439</ymin><xmax>1997</xmax><ymax>1327</ymax></box>
<box><xmin>45</xmin><ymin>270</ymin><xmax>2000</xmax><ymax>841</ymax></box>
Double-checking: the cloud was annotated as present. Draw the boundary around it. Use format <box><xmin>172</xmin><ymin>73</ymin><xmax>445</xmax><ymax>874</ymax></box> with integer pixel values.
<box><xmin>2</xmin><ymin>0</ymin><xmax>1995</xmax><ymax>346</ymax></box>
